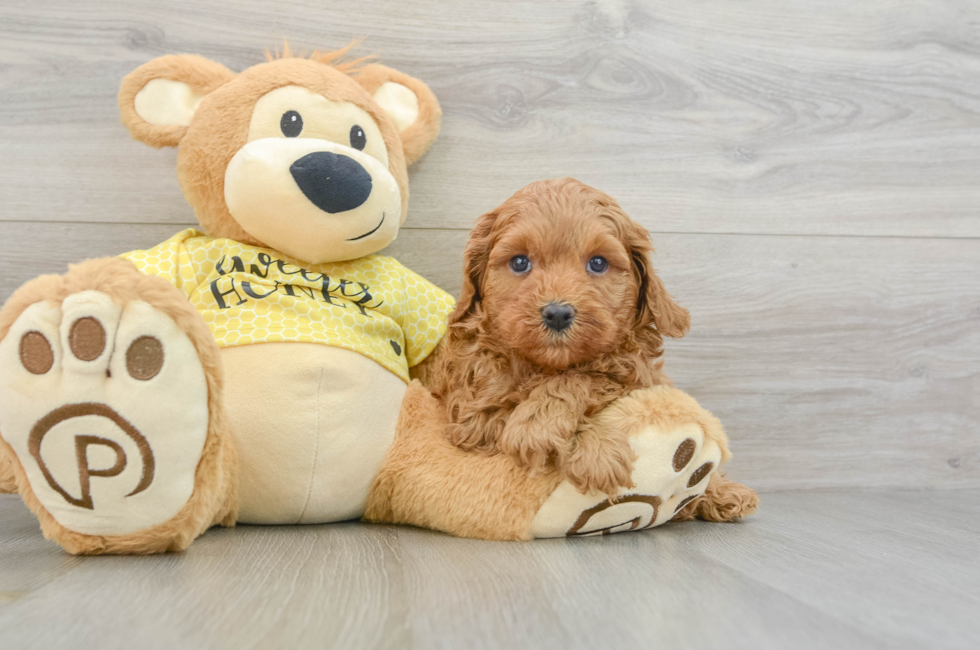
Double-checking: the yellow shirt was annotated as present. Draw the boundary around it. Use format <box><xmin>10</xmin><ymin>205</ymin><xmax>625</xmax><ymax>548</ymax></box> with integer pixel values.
<box><xmin>122</xmin><ymin>229</ymin><xmax>455</xmax><ymax>382</ymax></box>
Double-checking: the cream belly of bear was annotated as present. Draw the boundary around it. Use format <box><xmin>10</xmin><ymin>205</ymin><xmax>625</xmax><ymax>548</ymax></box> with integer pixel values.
<box><xmin>220</xmin><ymin>342</ymin><xmax>406</xmax><ymax>524</ymax></box>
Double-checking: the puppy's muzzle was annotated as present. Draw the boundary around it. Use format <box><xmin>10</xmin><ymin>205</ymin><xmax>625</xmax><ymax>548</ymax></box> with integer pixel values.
<box><xmin>541</xmin><ymin>302</ymin><xmax>576</xmax><ymax>333</ymax></box>
<box><xmin>290</xmin><ymin>151</ymin><xmax>373</xmax><ymax>214</ymax></box>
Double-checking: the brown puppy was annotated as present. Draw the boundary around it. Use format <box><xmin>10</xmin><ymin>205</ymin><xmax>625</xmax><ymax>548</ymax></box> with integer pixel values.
<box><xmin>422</xmin><ymin>178</ymin><xmax>691</xmax><ymax>495</ymax></box>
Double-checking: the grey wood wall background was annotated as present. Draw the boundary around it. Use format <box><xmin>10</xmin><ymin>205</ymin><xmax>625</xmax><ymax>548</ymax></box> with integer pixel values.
<box><xmin>1</xmin><ymin>0</ymin><xmax>978</xmax><ymax>493</ymax></box>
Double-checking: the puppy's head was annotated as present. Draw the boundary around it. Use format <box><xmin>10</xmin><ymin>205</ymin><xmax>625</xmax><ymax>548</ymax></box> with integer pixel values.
<box><xmin>451</xmin><ymin>178</ymin><xmax>690</xmax><ymax>369</ymax></box>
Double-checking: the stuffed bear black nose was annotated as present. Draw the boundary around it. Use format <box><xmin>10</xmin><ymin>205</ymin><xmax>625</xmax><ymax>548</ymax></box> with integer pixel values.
<box><xmin>289</xmin><ymin>152</ymin><xmax>373</xmax><ymax>214</ymax></box>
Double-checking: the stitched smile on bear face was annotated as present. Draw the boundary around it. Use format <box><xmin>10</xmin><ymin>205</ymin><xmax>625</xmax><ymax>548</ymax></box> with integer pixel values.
<box><xmin>224</xmin><ymin>85</ymin><xmax>402</xmax><ymax>264</ymax></box>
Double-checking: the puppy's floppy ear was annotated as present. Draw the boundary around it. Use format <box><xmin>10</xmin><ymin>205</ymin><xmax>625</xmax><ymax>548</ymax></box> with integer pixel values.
<box><xmin>119</xmin><ymin>55</ymin><xmax>235</xmax><ymax>148</ymax></box>
<box><xmin>629</xmin><ymin>223</ymin><xmax>691</xmax><ymax>338</ymax></box>
<box><xmin>450</xmin><ymin>209</ymin><xmax>499</xmax><ymax>325</ymax></box>
<box><xmin>354</xmin><ymin>64</ymin><xmax>442</xmax><ymax>165</ymax></box>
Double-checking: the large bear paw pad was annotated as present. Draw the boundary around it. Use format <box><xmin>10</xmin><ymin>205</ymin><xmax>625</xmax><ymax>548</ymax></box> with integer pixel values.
<box><xmin>0</xmin><ymin>291</ymin><xmax>209</xmax><ymax>537</ymax></box>
<box><xmin>530</xmin><ymin>420</ymin><xmax>722</xmax><ymax>538</ymax></box>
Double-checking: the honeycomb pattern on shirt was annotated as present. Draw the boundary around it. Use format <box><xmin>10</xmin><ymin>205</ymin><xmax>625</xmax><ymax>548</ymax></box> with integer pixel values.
<box><xmin>121</xmin><ymin>229</ymin><xmax>455</xmax><ymax>382</ymax></box>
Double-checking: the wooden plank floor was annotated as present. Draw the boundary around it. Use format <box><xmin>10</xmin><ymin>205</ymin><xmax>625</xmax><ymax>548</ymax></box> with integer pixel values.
<box><xmin>3</xmin><ymin>1</ymin><xmax>980</xmax><ymax>238</ymax></box>
<box><xmin>1</xmin><ymin>490</ymin><xmax>978</xmax><ymax>649</ymax></box>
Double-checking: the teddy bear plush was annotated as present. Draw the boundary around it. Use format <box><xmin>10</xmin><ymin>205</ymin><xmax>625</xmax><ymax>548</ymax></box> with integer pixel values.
<box><xmin>0</xmin><ymin>46</ymin><xmax>754</xmax><ymax>555</ymax></box>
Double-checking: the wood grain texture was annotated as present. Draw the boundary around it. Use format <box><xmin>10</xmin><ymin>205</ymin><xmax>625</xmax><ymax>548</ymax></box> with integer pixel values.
<box><xmin>1</xmin><ymin>221</ymin><xmax>976</xmax><ymax>490</ymax></box>
<box><xmin>1</xmin><ymin>1</ymin><xmax>980</xmax><ymax>236</ymax></box>
<box><xmin>1</xmin><ymin>490</ymin><xmax>978</xmax><ymax>649</ymax></box>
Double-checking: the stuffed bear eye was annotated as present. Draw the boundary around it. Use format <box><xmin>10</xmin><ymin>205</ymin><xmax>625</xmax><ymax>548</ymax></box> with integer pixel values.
<box><xmin>509</xmin><ymin>255</ymin><xmax>532</xmax><ymax>274</ymax></box>
<box><xmin>280</xmin><ymin>111</ymin><xmax>303</xmax><ymax>137</ymax></box>
<box><xmin>587</xmin><ymin>256</ymin><xmax>609</xmax><ymax>274</ymax></box>
<box><xmin>350</xmin><ymin>125</ymin><xmax>366</xmax><ymax>150</ymax></box>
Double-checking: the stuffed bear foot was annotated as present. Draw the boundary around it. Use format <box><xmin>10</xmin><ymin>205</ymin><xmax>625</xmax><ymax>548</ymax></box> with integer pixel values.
<box><xmin>365</xmin><ymin>382</ymin><xmax>755</xmax><ymax>541</ymax></box>
<box><xmin>0</xmin><ymin>259</ymin><xmax>237</xmax><ymax>554</ymax></box>
<box><xmin>530</xmin><ymin>385</ymin><xmax>747</xmax><ymax>538</ymax></box>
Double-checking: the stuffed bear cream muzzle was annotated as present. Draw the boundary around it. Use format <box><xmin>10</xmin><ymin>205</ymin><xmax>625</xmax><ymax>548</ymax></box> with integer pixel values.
<box><xmin>0</xmin><ymin>47</ymin><xmax>753</xmax><ymax>555</ymax></box>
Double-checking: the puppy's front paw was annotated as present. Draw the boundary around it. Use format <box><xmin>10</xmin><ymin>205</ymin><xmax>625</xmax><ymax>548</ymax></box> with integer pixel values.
<box><xmin>497</xmin><ymin>418</ymin><xmax>556</xmax><ymax>472</ymax></box>
<box><xmin>562</xmin><ymin>428</ymin><xmax>636</xmax><ymax>497</ymax></box>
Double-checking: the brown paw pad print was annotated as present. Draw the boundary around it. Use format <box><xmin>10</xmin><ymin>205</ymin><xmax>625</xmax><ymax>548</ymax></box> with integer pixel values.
<box><xmin>69</xmin><ymin>316</ymin><xmax>106</xmax><ymax>361</ymax></box>
<box><xmin>673</xmin><ymin>438</ymin><xmax>696</xmax><ymax>471</ymax></box>
<box><xmin>688</xmin><ymin>462</ymin><xmax>714</xmax><ymax>488</ymax></box>
<box><xmin>125</xmin><ymin>336</ymin><xmax>164</xmax><ymax>381</ymax></box>
<box><xmin>565</xmin><ymin>435</ymin><xmax>718</xmax><ymax>537</ymax></box>
<box><xmin>19</xmin><ymin>322</ymin><xmax>164</xmax><ymax>381</ymax></box>
<box><xmin>671</xmin><ymin>437</ymin><xmax>713</xmax><ymax>488</ymax></box>
<box><xmin>19</xmin><ymin>331</ymin><xmax>54</xmax><ymax>375</ymax></box>
<box><xmin>673</xmin><ymin>494</ymin><xmax>698</xmax><ymax>516</ymax></box>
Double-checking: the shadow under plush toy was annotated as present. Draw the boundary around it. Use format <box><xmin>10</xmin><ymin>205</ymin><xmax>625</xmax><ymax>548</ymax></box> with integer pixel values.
<box><xmin>0</xmin><ymin>46</ymin><xmax>755</xmax><ymax>555</ymax></box>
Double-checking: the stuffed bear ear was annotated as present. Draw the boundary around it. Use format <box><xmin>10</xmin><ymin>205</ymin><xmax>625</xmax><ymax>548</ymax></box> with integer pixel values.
<box><xmin>354</xmin><ymin>64</ymin><xmax>442</xmax><ymax>165</ymax></box>
<box><xmin>118</xmin><ymin>54</ymin><xmax>235</xmax><ymax>148</ymax></box>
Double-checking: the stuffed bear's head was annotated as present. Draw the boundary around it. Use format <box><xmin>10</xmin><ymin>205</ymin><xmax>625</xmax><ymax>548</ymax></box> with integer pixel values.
<box><xmin>118</xmin><ymin>45</ymin><xmax>441</xmax><ymax>264</ymax></box>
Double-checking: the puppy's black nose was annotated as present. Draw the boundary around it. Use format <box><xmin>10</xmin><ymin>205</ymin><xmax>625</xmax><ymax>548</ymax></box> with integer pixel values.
<box><xmin>541</xmin><ymin>303</ymin><xmax>576</xmax><ymax>332</ymax></box>
<box><xmin>290</xmin><ymin>152</ymin><xmax>373</xmax><ymax>214</ymax></box>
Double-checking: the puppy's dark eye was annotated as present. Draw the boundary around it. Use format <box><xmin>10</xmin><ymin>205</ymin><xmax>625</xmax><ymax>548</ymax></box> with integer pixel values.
<box><xmin>281</xmin><ymin>111</ymin><xmax>303</xmax><ymax>137</ymax></box>
<box><xmin>509</xmin><ymin>255</ymin><xmax>532</xmax><ymax>274</ymax></box>
<box><xmin>350</xmin><ymin>125</ymin><xmax>366</xmax><ymax>150</ymax></box>
<box><xmin>588</xmin><ymin>256</ymin><xmax>609</xmax><ymax>274</ymax></box>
